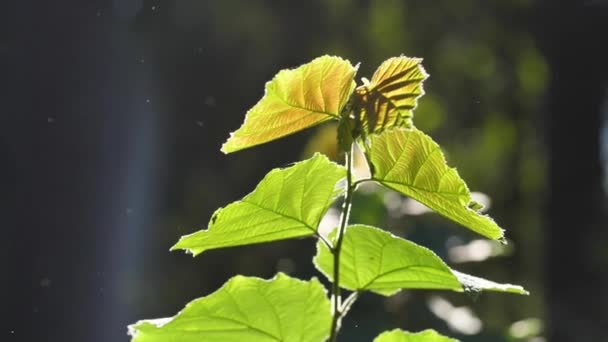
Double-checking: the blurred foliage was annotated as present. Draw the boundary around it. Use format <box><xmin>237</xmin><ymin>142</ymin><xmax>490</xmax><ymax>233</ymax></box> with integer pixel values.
<box><xmin>130</xmin><ymin>1</ymin><xmax>547</xmax><ymax>341</ymax></box>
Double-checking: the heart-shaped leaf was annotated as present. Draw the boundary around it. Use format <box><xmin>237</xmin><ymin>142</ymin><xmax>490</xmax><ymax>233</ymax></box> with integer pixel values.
<box><xmin>222</xmin><ymin>55</ymin><xmax>357</xmax><ymax>153</ymax></box>
<box><xmin>173</xmin><ymin>153</ymin><xmax>345</xmax><ymax>256</ymax></box>
<box><xmin>129</xmin><ymin>273</ymin><xmax>331</xmax><ymax>342</ymax></box>
<box><xmin>363</xmin><ymin>128</ymin><xmax>504</xmax><ymax>240</ymax></box>
<box><xmin>314</xmin><ymin>225</ymin><xmax>528</xmax><ymax>296</ymax></box>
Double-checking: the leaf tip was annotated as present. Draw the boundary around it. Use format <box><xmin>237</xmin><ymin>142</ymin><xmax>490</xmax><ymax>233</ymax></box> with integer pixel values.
<box><xmin>169</xmin><ymin>239</ymin><xmax>182</xmax><ymax>252</ymax></box>
<box><xmin>170</xmin><ymin>238</ymin><xmax>203</xmax><ymax>257</ymax></box>
<box><xmin>498</xmin><ymin>233</ymin><xmax>508</xmax><ymax>245</ymax></box>
<box><xmin>503</xmin><ymin>284</ymin><xmax>530</xmax><ymax>296</ymax></box>
<box><xmin>220</xmin><ymin>134</ymin><xmax>237</xmax><ymax>154</ymax></box>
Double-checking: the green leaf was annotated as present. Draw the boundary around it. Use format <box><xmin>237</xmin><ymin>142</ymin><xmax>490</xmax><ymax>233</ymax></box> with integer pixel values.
<box><xmin>129</xmin><ymin>273</ymin><xmax>331</xmax><ymax>342</ymax></box>
<box><xmin>313</xmin><ymin>225</ymin><xmax>528</xmax><ymax>296</ymax></box>
<box><xmin>354</xmin><ymin>56</ymin><xmax>428</xmax><ymax>136</ymax></box>
<box><xmin>363</xmin><ymin>128</ymin><xmax>504</xmax><ymax>240</ymax></box>
<box><xmin>222</xmin><ymin>55</ymin><xmax>357</xmax><ymax>153</ymax></box>
<box><xmin>453</xmin><ymin>270</ymin><xmax>528</xmax><ymax>295</ymax></box>
<box><xmin>173</xmin><ymin>153</ymin><xmax>345</xmax><ymax>256</ymax></box>
<box><xmin>314</xmin><ymin>225</ymin><xmax>461</xmax><ymax>296</ymax></box>
<box><xmin>373</xmin><ymin>329</ymin><xmax>459</xmax><ymax>342</ymax></box>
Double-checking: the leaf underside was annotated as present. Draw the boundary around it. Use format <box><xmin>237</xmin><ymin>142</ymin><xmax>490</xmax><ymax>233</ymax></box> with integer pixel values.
<box><xmin>452</xmin><ymin>270</ymin><xmax>528</xmax><ymax>295</ymax></box>
<box><xmin>129</xmin><ymin>273</ymin><xmax>332</xmax><ymax>342</ymax></box>
<box><xmin>222</xmin><ymin>55</ymin><xmax>357</xmax><ymax>153</ymax></box>
<box><xmin>314</xmin><ymin>225</ymin><xmax>528</xmax><ymax>296</ymax></box>
<box><xmin>172</xmin><ymin>153</ymin><xmax>345</xmax><ymax>256</ymax></box>
<box><xmin>373</xmin><ymin>329</ymin><xmax>459</xmax><ymax>342</ymax></box>
<box><xmin>355</xmin><ymin>56</ymin><xmax>428</xmax><ymax>136</ymax></box>
<box><xmin>364</xmin><ymin>128</ymin><xmax>505</xmax><ymax>241</ymax></box>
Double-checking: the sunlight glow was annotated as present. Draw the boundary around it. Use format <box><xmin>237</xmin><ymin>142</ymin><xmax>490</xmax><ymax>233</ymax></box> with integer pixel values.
<box><xmin>428</xmin><ymin>296</ymin><xmax>482</xmax><ymax>335</ymax></box>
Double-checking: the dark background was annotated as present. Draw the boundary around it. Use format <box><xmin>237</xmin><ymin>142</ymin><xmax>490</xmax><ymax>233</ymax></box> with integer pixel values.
<box><xmin>3</xmin><ymin>1</ymin><xmax>608</xmax><ymax>341</ymax></box>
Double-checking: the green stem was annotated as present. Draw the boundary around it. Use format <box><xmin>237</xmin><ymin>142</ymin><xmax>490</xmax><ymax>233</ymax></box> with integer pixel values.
<box><xmin>340</xmin><ymin>291</ymin><xmax>360</xmax><ymax>316</ymax></box>
<box><xmin>329</xmin><ymin>144</ymin><xmax>355</xmax><ymax>342</ymax></box>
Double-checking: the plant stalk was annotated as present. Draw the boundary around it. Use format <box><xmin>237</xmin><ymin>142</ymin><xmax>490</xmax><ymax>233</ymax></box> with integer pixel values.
<box><xmin>329</xmin><ymin>144</ymin><xmax>355</xmax><ymax>342</ymax></box>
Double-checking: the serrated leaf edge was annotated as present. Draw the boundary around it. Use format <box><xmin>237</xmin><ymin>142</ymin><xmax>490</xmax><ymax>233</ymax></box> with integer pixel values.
<box><xmin>171</xmin><ymin>153</ymin><xmax>347</xmax><ymax>256</ymax></box>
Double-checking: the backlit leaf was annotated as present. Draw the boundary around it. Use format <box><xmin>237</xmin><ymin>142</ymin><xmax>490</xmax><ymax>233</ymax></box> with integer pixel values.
<box><xmin>363</xmin><ymin>128</ymin><xmax>505</xmax><ymax>240</ymax></box>
<box><xmin>354</xmin><ymin>56</ymin><xmax>427</xmax><ymax>136</ymax></box>
<box><xmin>173</xmin><ymin>153</ymin><xmax>345</xmax><ymax>256</ymax></box>
<box><xmin>222</xmin><ymin>55</ymin><xmax>357</xmax><ymax>153</ymax></box>
<box><xmin>129</xmin><ymin>273</ymin><xmax>331</xmax><ymax>342</ymax></box>
<box><xmin>314</xmin><ymin>225</ymin><xmax>528</xmax><ymax>296</ymax></box>
<box><xmin>453</xmin><ymin>270</ymin><xmax>528</xmax><ymax>295</ymax></box>
<box><xmin>373</xmin><ymin>329</ymin><xmax>459</xmax><ymax>342</ymax></box>
<box><xmin>314</xmin><ymin>225</ymin><xmax>460</xmax><ymax>296</ymax></box>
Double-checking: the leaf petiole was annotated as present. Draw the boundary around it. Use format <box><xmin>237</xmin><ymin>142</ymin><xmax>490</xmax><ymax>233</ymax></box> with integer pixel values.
<box><xmin>316</xmin><ymin>233</ymin><xmax>334</xmax><ymax>251</ymax></box>
<box><xmin>340</xmin><ymin>291</ymin><xmax>361</xmax><ymax>316</ymax></box>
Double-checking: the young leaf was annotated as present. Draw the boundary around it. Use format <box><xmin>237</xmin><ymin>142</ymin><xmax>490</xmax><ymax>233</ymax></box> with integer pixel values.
<box><xmin>363</xmin><ymin>128</ymin><xmax>505</xmax><ymax>241</ymax></box>
<box><xmin>314</xmin><ymin>225</ymin><xmax>528</xmax><ymax>296</ymax></box>
<box><xmin>173</xmin><ymin>153</ymin><xmax>345</xmax><ymax>256</ymax></box>
<box><xmin>373</xmin><ymin>329</ymin><xmax>459</xmax><ymax>342</ymax></box>
<box><xmin>354</xmin><ymin>56</ymin><xmax>428</xmax><ymax>136</ymax></box>
<box><xmin>222</xmin><ymin>55</ymin><xmax>357</xmax><ymax>153</ymax></box>
<box><xmin>128</xmin><ymin>273</ymin><xmax>331</xmax><ymax>342</ymax></box>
